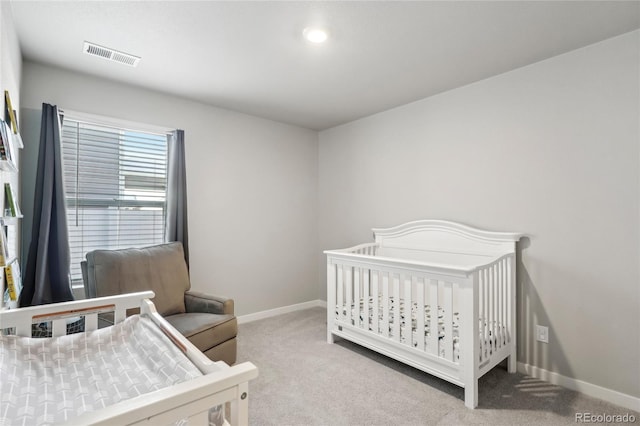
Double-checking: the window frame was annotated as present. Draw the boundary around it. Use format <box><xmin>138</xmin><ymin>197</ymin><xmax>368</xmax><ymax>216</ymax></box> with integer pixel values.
<box><xmin>60</xmin><ymin>110</ymin><xmax>174</xmax><ymax>288</ymax></box>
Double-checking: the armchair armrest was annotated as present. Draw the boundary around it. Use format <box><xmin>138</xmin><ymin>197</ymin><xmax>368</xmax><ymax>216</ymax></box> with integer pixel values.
<box><xmin>185</xmin><ymin>290</ymin><xmax>234</xmax><ymax>315</ymax></box>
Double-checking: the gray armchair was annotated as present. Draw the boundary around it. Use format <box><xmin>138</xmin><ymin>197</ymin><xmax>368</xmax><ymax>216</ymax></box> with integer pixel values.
<box><xmin>81</xmin><ymin>242</ymin><xmax>237</xmax><ymax>365</ymax></box>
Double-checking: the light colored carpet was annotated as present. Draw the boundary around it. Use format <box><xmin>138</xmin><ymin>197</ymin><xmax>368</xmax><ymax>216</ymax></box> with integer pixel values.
<box><xmin>237</xmin><ymin>307</ymin><xmax>637</xmax><ymax>425</ymax></box>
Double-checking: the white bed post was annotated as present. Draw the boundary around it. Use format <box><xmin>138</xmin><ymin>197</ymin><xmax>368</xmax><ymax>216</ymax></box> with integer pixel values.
<box><xmin>460</xmin><ymin>273</ymin><xmax>479</xmax><ymax>409</ymax></box>
<box><xmin>507</xmin><ymin>255</ymin><xmax>517</xmax><ymax>373</ymax></box>
<box><xmin>229</xmin><ymin>382</ymin><xmax>249</xmax><ymax>425</ymax></box>
<box><xmin>327</xmin><ymin>260</ymin><xmax>336</xmax><ymax>344</ymax></box>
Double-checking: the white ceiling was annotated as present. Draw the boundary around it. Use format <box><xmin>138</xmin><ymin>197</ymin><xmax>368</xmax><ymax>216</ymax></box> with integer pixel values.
<box><xmin>10</xmin><ymin>1</ymin><xmax>640</xmax><ymax>130</ymax></box>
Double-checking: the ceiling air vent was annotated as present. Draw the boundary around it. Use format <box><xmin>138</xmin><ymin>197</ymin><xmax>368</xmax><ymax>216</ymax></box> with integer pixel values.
<box><xmin>83</xmin><ymin>41</ymin><xmax>141</xmax><ymax>67</ymax></box>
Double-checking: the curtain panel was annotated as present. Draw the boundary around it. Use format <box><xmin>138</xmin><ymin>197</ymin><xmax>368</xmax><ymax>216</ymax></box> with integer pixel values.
<box><xmin>19</xmin><ymin>103</ymin><xmax>74</xmax><ymax>306</ymax></box>
<box><xmin>165</xmin><ymin>129</ymin><xmax>189</xmax><ymax>266</ymax></box>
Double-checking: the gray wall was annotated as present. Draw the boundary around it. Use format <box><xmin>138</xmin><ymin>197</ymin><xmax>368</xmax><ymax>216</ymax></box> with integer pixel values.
<box><xmin>20</xmin><ymin>61</ymin><xmax>319</xmax><ymax>316</ymax></box>
<box><xmin>318</xmin><ymin>31</ymin><xmax>640</xmax><ymax>399</ymax></box>
<box><xmin>0</xmin><ymin>2</ymin><xmax>21</xmax><ymax>117</ymax></box>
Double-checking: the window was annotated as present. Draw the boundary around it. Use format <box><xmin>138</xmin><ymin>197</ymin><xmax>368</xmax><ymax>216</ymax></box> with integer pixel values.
<box><xmin>61</xmin><ymin>115</ymin><xmax>168</xmax><ymax>284</ymax></box>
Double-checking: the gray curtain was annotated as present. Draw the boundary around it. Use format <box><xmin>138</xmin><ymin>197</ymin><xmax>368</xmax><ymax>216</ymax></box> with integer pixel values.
<box><xmin>165</xmin><ymin>129</ymin><xmax>189</xmax><ymax>266</ymax></box>
<box><xmin>19</xmin><ymin>103</ymin><xmax>73</xmax><ymax>307</ymax></box>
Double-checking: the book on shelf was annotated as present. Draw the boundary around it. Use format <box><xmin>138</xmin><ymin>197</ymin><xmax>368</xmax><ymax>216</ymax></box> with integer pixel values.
<box><xmin>4</xmin><ymin>260</ymin><xmax>21</xmax><ymax>302</ymax></box>
<box><xmin>0</xmin><ymin>120</ymin><xmax>17</xmax><ymax>167</ymax></box>
<box><xmin>0</xmin><ymin>120</ymin><xmax>5</xmax><ymax>160</ymax></box>
<box><xmin>4</xmin><ymin>182</ymin><xmax>21</xmax><ymax>217</ymax></box>
<box><xmin>3</xmin><ymin>121</ymin><xmax>15</xmax><ymax>166</ymax></box>
<box><xmin>0</xmin><ymin>120</ymin><xmax>9</xmax><ymax>162</ymax></box>
<box><xmin>0</xmin><ymin>228</ymin><xmax>8</xmax><ymax>267</ymax></box>
<box><xmin>4</xmin><ymin>91</ymin><xmax>19</xmax><ymax>135</ymax></box>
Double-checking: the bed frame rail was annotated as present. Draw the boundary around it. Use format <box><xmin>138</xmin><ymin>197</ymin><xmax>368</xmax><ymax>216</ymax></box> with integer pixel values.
<box><xmin>0</xmin><ymin>291</ymin><xmax>155</xmax><ymax>336</ymax></box>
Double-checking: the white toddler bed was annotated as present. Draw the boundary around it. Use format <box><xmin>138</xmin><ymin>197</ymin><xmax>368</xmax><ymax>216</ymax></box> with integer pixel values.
<box><xmin>325</xmin><ymin>220</ymin><xmax>523</xmax><ymax>408</ymax></box>
<box><xmin>0</xmin><ymin>291</ymin><xmax>258</xmax><ymax>425</ymax></box>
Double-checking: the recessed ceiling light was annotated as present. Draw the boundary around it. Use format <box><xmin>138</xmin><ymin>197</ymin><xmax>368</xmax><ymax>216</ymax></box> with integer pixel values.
<box><xmin>303</xmin><ymin>27</ymin><xmax>329</xmax><ymax>44</ymax></box>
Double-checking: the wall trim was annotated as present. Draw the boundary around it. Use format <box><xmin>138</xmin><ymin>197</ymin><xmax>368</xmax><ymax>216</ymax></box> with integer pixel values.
<box><xmin>237</xmin><ymin>300</ymin><xmax>326</xmax><ymax>324</ymax></box>
<box><xmin>518</xmin><ymin>362</ymin><xmax>640</xmax><ymax>412</ymax></box>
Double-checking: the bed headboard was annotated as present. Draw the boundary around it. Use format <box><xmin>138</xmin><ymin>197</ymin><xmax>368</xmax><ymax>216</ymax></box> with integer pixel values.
<box><xmin>372</xmin><ymin>220</ymin><xmax>523</xmax><ymax>258</ymax></box>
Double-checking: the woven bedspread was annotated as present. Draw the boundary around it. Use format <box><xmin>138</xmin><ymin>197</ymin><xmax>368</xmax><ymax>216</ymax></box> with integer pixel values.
<box><xmin>0</xmin><ymin>315</ymin><xmax>210</xmax><ymax>425</ymax></box>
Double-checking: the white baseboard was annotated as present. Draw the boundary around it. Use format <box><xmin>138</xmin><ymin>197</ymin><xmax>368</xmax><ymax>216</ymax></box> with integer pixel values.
<box><xmin>517</xmin><ymin>362</ymin><xmax>640</xmax><ymax>412</ymax></box>
<box><xmin>237</xmin><ymin>299</ymin><xmax>326</xmax><ymax>324</ymax></box>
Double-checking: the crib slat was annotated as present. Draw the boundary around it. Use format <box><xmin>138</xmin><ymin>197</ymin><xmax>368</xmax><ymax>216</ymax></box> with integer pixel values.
<box><xmin>494</xmin><ymin>263</ymin><xmax>500</xmax><ymax>349</ymax></box>
<box><xmin>354</xmin><ymin>268</ymin><xmax>361</xmax><ymax>328</ymax></box>
<box><xmin>489</xmin><ymin>267</ymin><xmax>496</xmax><ymax>352</ymax></box>
<box><xmin>443</xmin><ymin>281</ymin><xmax>453</xmax><ymax>361</ymax></box>
<box><xmin>416</xmin><ymin>277</ymin><xmax>425</xmax><ymax>351</ymax></box>
<box><xmin>493</xmin><ymin>264</ymin><xmax>499</xmax><ymax>351</ymax></box>
<box><xmin>507</xmin><ymin>257</ymin><xmax>516</xmax><ymax>345</ymax></box>
<box><xmin>404</xmin><ymin>275</ymin><xmax>412</xmax><ymax>347</ymax></box>
<box><xmin>85</xmin><ymin>314</ymin><xmax>98</xmax><ymax>332</ymax></box>
<box><xmin>382</xmin><ymin>272</ymin><xmax>390</xmax><ymax>338</ymax></box>
<box><xmin>489</xmin><ymin>266</ymin><xmax>495</xmax><ymax>354</ymax></box>
<box><xmin>494</xmin><ymin>264</ymin><xmax>500</xmax><ymax>349</ymax></box>
<box><xmin>498</xmin><ymin>261</ymin><xmax>504</xmax><ymax>347</ymax></box>
<box><xmin>483</xmin><ymin>268</ymin><xmax>489</xmax><ymax>360</ymax></box>
<box><xmin>52</xmin><ymin>318</ymin><xmax>66</xmax><ymax>337</ymax></box>
<box><xmin>115</xmin><ymin>307</ymin><xmax>126</xmax><ymax>325</ymax></box>
<box><xmin>363</xmin><ymin>269</ymin><xmax>370</xmax><ymax>331</ymax></box>
<box><xmin>16</xmin><ymin>323</ymin><xmax>30</xmax><ymax>337</ymax></box>
<box><xmin>503</xmin><ymin>259</ymin><xmax>508</xmax><ymax>345</ymax></box>
<box><xmin>478</xmin><ymin>272</ymin><xmax>485</xmax><ymax>362</ymax></box>
<box><xmin>392</xmin><ymin>274</ymin><xmax>401</xmax><ymax>343</ymax></box>
<box><xmin>345</xmin><ymin>267</ymin><xmax>353</xmax><ymax>325</ymax></box>
<box><xmin>428</xmin><ymin>279</ymin><xmax>439</xmax><ymax>356</ymax></box>
<box><xmin>337</xmin><ymin>265</ymin><xmax>344</xmax><ymax>322</ymax></box>
<box><xmin>503</xmin><ymin>259</ymin><xmax>507</xmax><ymax>346</ymax></box>
<box><xmin>372</xmin><ymin>270</ymin><xmax>379</xmax><ymax>334</ymax></box>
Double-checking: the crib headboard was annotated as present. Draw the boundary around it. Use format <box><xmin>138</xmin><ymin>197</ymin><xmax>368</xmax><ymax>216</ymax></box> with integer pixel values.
<box><xmin>373</xmin><ymin>220</ymin><xmax>523</xmax><ymax>258</ymax></box>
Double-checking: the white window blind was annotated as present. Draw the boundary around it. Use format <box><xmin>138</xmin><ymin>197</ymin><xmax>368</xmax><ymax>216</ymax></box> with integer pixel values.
<box><xmin>61</xmin><ymin>117</ymin><xmax>168</xmax><ymax>283</ymax></box>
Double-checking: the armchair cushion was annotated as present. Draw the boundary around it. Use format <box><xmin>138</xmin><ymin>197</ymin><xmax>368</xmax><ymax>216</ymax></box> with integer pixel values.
<box><xmin>185</xmin><ymin>290</ymin><xmax>234</xmax><ymax>315</ymax></box>
<box><xmin>85</xmin><ymin>242</ymin><xmax>190</xmax><ymax>316</ymax></box>
<box><xmin>164</xmin><ymin>313</ymin><xmax>237</xmax><ymax>353</ymax></box>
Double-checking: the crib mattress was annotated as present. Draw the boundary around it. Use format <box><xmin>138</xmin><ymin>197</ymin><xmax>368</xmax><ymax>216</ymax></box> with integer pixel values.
<box><xmin>0</xmin><ymin>315</ymin><xmax>222</xmax><ymax>425</ymax></box>
<box><xmin>336</xmin><ymin>296</ymin><xmax>505</xmax><ymax>361</ymax></box>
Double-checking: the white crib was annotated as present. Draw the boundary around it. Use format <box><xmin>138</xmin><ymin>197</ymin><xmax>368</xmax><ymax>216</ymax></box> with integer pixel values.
<box><xmin>325</xmin><ymin>220</ymin><xmax>523</xmax><ymax>408</ymax></box>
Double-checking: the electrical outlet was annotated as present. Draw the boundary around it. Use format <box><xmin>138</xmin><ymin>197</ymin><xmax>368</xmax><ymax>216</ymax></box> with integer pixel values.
<box><xmin>536</xmin><ymin>325</ymin><xmax>549</xmax><ymax>343</ymax></box>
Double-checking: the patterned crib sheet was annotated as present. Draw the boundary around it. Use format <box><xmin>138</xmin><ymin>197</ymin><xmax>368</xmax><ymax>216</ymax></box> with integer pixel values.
<box><xmin>336</xmin><ymin>296</ymin><xmax>506</xmax><ymax>361</ymax></box>
<box><xmin>0</xmin><ymin>315</ymin><xmax>222</xmax><ymax>425</ymax></box>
